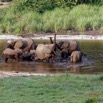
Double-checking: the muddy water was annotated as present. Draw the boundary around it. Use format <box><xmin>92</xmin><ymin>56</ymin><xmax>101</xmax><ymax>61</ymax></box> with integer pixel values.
<box><xmin>0</xmin><ymin>40</ymin><xmax>103</xmax><ymax>74</ymax></box>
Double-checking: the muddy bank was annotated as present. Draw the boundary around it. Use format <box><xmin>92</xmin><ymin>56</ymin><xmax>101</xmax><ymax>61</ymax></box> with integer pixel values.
<box><xmin>0</xmin><ymin>71</ymin><xmax>54</xmax><ymax>78</ymax></box>
<box><xmin>0</xmin><ymin>30</ymin><xmax>103</xmax><ymax>40</ymax></box>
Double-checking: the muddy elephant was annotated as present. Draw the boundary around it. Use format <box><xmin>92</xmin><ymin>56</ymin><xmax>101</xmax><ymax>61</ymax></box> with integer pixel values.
<box><xmin>30</xmin><ymin>34</ymin><xmax>56</xmax><ymax>62</ymax></box>
<box><xmin>6</xmin><ymin>38</ymin><xmax>37</xmax><ymax>53</ymax></box>
<box><xmin>49</xmin><ymin>37</ymin><xmax>81</xmax><ymax>61</ymax></box>
<box><xmin>30</xmin><ymin>44</ymin><xmax>55</xmax><ymax>62</ymax></box>
<box><xmin>57</xmin><ymin>40</ymin><xmax>80</xmax><ymax>52</ymax></box>
<box><xmin>3</xmin><ymin>48</ymin><xmax>22</xmax><ymax>62</ymax></box>
<box><xmin>70</xmin><ymin>51</ymin><xmax>82</xmax><ymax>63</ymax></box>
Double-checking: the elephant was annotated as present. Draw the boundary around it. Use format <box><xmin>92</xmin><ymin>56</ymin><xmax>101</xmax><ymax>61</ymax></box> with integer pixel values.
<box><xmin>70</xmin><ymin>51</ymin><xmax>82</xmax><ymax>63</ymax></box>
<box><xmin>30</xmin><ymin>34</ymin><xmax>57</xmax><ymax>62</ymax></box>
<box><xmin>30</xmin><ymin>44</ymin><xmax>55</xmax><ymax>62</ymax></box>
<box><xmin>6</xmin><ymin>38</ymin><xmax>37</xmax><ymax>53</ymax></box>
<box><xmin>3</xmin><ymin>48</ymin><xmax>22</xmax><ymax>62</ymax></box>
<box><xmin>57</xmin><ymin>40</ymin><xmax>80</xmax><ymax>52</ymax></box>
<box><xmin>49</xmin><ymin>37</ymin><xmax>81</xmax><ymax>61</ymax></box>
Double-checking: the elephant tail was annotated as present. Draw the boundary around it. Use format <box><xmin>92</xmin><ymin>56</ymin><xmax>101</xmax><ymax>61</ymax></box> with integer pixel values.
<box><xmin>54</xmin><ymin>33</ymin><xmax>56</xmax><ymax>45</ymax></box>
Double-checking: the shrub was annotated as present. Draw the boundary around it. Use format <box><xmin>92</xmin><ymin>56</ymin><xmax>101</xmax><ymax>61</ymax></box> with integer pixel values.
<box><xmin>0</xmin><ymin>0</ymin><xmax>12</xmax><ymax>2</ymax></box>
<box><xmin>42</xmin><ymin>8</ymin><xmax>70</xmax><ymax>32</ymax></box>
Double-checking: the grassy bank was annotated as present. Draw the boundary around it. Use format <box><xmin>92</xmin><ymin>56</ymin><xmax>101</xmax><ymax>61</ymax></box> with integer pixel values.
<box><xmin>0</xmin><ymin>74</ymin><xmax>103</xmax><ymax>103</ymax></box>
<box><xmin>0</xmin><ymin>1</ymin><xmax>103</xmax><ymax>34</ymax></box>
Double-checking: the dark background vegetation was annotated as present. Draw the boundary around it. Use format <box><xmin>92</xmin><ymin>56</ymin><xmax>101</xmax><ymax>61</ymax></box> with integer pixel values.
<box><xmin>0</xmin><ymin>0</ymin><xmax>103</xmax><ymax>34</ymax></box>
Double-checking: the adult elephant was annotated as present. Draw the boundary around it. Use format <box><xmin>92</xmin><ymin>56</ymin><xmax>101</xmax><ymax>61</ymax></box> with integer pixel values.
<box><xmin>58</xmin><ymin>40</ymin><xmax>80</xmax><ymax>61</ymax></box>
<box><xmin>30</xmin><ymin>34</ymin><xmax>57</xmax><ymax>63</ymax></box>
<box><xmin>49</xmin><ymin>38</ymin><xmax>81</xmax><ymax>61</ymax></box>
<box><xmin>6</xmin><ymin>38</ymin><xmax>37</xmax><ymax>53</ymax></box>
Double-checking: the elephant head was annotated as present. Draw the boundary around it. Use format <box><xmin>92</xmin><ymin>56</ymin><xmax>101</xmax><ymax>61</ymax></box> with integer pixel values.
<box><xmin>3</xmin><ymin>48</ymin><xmax>22</xmax><ymax>62</ymax></box>
<box><xmin>70</xmin><ymin>51</ymin><xmax>82</xmax><ymax>63</ymax></box>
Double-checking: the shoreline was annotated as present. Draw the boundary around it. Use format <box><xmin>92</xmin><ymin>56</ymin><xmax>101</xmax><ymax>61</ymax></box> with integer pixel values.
<box><xmin>0</xmin><ymin>71</ymin><xmax>54</xmax><ymax>78</ymax></box>
<box><xmin>0</xmin><ymin>34</ymin><xmax>103</xmax><ymax>40</ymax></box>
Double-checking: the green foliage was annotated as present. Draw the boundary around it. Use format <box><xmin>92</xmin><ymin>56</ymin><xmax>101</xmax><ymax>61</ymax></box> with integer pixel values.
<box><xmin>42</xmin><ymin>8</ymin><xmax>70</xmax><ymax>32</ymax></box>
<box><xmin>0</xmin><ymin>0</ymin><xmax>103</xmax><ymax>34</ymax></box>
<box><xmin>11</xmin><ymin>0</ymin><xmax>103</xmax><ymax>13</ymax></box>
<box><xmin>12</xmin><ymin>0</ymin><xmax>78</xmax><ymax>13</ymax></box>
<box><xmin>85</xmin><ymin>98</ymin><xmax>96</xmax><ymax>103</ymax></box>
<box><xmin>0</xmin><ymin>0</ymin><xmax>12</xmax><ymax>2</ymax></box>
<box><xmin>77</xmin><ymin>0</ymin><xmax>103</xmax><ymax>5</ymax></box>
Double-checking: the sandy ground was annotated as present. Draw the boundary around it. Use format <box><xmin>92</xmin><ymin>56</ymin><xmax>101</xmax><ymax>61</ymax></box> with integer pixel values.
<box><xmin>0</xmin><ymin>2</ymin><xmax>11</xmax><ymax>8</ymax></box>
<box><xmin>0</xmin><ymin>34</ymin><xmax>103</xmax><ymax>40</ymax></box>
<box><xmin>0</xmin><ymin>71</ymin><xmax>54</xmax><ymax>78</ymax></box>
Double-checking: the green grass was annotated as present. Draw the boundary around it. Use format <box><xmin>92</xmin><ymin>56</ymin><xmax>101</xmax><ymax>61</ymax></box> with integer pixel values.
<box><xmin>0</xmin><ymin>74</ymin><xmax>103</xmax><ymax>103</ymax></box>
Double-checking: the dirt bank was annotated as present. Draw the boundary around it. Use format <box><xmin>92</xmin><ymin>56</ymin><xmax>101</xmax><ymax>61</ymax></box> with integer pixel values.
<box><xmin>0</xmin><ymin>71</ymin><xmax>54</xmax><ymax>78</ymax></box>
<box><xmin>0</xmin><ymin>34</ymin><xmax>103</xmax><ymax>40</ymax></box>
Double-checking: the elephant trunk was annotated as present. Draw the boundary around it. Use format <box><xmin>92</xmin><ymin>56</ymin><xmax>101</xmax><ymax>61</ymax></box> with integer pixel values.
<box><xmin>53</xmin><ymin>33</ymin><xmax>56</xmax><ymax>52</ymax></box>
<box><xmin>54</xmin><ymin>33</ymin><xmax>56</xmax><ymax>45</ymax></box>
<box><xmin>49</xmin><ymin>37</ymin><xmax>54</xmax><ymax>44</ymax></box>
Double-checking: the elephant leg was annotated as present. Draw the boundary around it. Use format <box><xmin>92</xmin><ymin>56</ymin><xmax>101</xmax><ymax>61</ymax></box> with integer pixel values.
<box><xmin>51</xmin><ymin>54</ymin><xmax>55</xmax><ymax>63</ymax></box>
<box><xmin>60</xmin><ymin>51</ymin><xmax>63</xmax><ymax>62</ymax></box>
<box><xmin>15</xmin><ymin>54</ymin><xmax>19</xmax><ymax>62</ymax></box>
<box><xmin>4</xmin><ymin>55</ymin><xmax>8</xmax><ymax>63</ymax></box>
<box><xmin>70</xmin><ymin>56</ymin><xmax>73</xmax><ymax>62</ymax></box>
<box><xmin>73</xmin><ymin>56</ymin><xmax>76</xmax><ymax>63</ymax></box>
<box><xmin>46</xmin><ymin>57</ymin><xmax>50</xmax><ymax>63</ymax></box>
<box><xmin>60</xmin><ymin>51</ymin><xmax>69</xmax><ymax>61</ymax></box>
<box><xmin>5</xmin><ymin>58</ymin><xmax>8</xmax><ymax>63</ymax></box>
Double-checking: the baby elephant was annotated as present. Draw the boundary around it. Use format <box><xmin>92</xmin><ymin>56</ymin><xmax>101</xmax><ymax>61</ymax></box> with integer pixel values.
<box><xmin>3</xmin><ymin>48</ymin><xmax>22</xmax><ymax>63</ymax></box>
<box><xmin>70</xmin><ymin>51</ymin><xmax>82</xmax><ymax>63</ymax></box>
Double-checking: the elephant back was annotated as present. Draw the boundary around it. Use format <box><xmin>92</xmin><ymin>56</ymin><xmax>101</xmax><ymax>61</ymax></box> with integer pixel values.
<box><xmin>22</xmin><ymin>38</ymin><xmax>34</xmax><ymax>52</ymax></box>
<box><xmin>70</xmin><ymin>51</ymin><xmax>81</xmax><ymax>62</ymax></box>
<box><xmin>61</xmin><ymin>41</ymin><xmax>69</xmax><ymax>49</ymax></box>
<box><xmin>14</xmin><ymin>39</ymin><xmax>23</xmax><ymax>49</ymax></box>
<box><xmin>35</xmin><ymin>44</ymin><xmax>45</xmax><ymax>59</ymax></box>
<box><xmin>35</xmin><ymin>44</ymin><xmax>54</xmax><ymax>59</ymax></box>
<box><xmin>44</xmin><ymin>44</ymin><xmax>54</xmax><ymax>54</ymax></box>
<box><xmin>3</xmin><ymin>48</ymin><xmax>15</xmax><ymax>55</ymax></box>
<box><xmin>69</xmin><ymin>40</ymin><xmax>78</xmax><ymax>52</ymax></box>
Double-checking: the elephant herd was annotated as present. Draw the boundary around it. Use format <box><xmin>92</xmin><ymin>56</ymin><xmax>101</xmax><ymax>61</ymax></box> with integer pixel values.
<box><xmin>3</xmin><ymin>34</ymin><xmax>83</xmax><ymax>63</ymax></box>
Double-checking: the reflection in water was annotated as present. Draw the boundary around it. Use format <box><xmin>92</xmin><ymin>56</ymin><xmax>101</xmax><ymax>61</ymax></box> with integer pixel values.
<box><xmin>0</xmin><ymin>40</ymin><xmax>103</xmax><ymax>74</ymax></box>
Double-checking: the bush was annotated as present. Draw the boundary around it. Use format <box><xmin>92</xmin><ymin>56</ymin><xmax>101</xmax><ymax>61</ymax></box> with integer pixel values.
<box><xmin>0</xmin><ymin>3</ymin><xmax>103</xmax><ymax>34</ymax></box>
<box><xmin>12</xmin><ymin>0</ymin><xmax>78</xmax><ymax>13</ymax></box>
<box><xmin>0</xmin><ymin>0</ymin><xmax>12</xmax><ymax>2</ymax></box>
<box><xmin>42</xmin><ymin>8</ymin><xmax>70</xmax><ymax>32</ymax></box>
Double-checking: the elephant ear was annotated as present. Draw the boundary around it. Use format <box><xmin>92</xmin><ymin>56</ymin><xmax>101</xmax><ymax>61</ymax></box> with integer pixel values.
<box><xmin>14</xmin><ymin>40</ymin><xmax>23</xmax><ymax>49</ymax></box>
